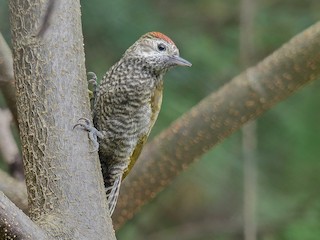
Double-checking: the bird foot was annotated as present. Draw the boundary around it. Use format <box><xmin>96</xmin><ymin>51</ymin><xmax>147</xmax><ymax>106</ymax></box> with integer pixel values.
<box><xmin>73</xmin><ymin>117</ymin><xmax>103</xmax><ymax>152</ymax></box>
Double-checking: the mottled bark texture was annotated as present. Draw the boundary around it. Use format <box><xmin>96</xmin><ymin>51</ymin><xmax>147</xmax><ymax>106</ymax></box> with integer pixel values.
<box><xmin>8</xmin><ymin>0</ymin><xmax>116</xmax><ymax>239</ymax></box>
<box><xmin>113</xmin><ymin>21</ymin><xmax>320</xmax><ymax>228</ymax></box>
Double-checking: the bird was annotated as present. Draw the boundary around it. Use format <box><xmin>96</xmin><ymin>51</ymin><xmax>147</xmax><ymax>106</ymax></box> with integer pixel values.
<box><xmin>75</xmin><ymin>32</ymin><xmax>191</xmax><ymax>215</ymax></box>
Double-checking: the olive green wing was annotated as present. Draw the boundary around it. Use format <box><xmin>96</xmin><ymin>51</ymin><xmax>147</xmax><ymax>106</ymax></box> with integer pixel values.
<box><xmin>123</xmin><ymin>83</ymin><xmax>163</xmax><ymax>179</ymax></box>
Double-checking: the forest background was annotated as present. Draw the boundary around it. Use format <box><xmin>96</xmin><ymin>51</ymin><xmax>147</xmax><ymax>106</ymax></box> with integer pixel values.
<box><xmin>0</xmin><ymin>0</ymin><xmax>320</xmax><ymax>239</ymax></box>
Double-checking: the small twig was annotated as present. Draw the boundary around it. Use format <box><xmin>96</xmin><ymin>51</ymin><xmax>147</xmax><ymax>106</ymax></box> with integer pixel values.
<box><xmin>0</xmin><ymin>108</ymin><xmax>24</xmax><ymax>181</ymax></box>
<box><xmin>0</xmin><ymin>109</ymin><xmax>18</xmax><ymax>161</ymax></box>
<box><xmin>0</xmin><ymin>33</ymin><xmax>18</xmax><ymax>124</ymax></box>
<box><xmin>8</xmin><ymin>154</ymin><xmax>24</xmax><ymax>181</ymax></box>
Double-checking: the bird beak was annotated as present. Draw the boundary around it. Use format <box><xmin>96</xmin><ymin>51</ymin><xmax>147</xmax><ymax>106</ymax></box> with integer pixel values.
<box><xmin>169</xmin><ymin>55</ymin><xmax>192</xmax><ymax>67</ymax></box>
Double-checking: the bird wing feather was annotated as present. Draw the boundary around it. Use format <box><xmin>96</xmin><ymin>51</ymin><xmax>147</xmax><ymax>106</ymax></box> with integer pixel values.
<box><xmin>123</xmin><ymin>82</ymin><xmax>163</xmax><ymax>179</ymax></box>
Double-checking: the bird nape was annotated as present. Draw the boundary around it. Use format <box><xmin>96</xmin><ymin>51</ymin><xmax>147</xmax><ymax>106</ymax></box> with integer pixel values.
<box><xmin>74</xmin><ymin>32</ymin><xmax>191</xmax><ymax>215</ymax></box>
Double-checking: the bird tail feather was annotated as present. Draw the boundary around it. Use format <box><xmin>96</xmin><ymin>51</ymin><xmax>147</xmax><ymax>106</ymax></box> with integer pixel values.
<box><xmin>106</xmin><ymin>174</ymin><xmax>122</xmax><ymax>215</ymax></box>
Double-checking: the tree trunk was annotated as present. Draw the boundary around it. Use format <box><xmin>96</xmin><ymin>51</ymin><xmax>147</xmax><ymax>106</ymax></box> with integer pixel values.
<box><xmin>5</xmin><ymin>0</ymin><xmax>116</xmax><ymax>239</ymax></box>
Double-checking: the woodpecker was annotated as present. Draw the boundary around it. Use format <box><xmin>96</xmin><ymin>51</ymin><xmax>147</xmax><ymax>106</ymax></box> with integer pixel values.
<box><xmin>75</xmin><ymin>32</ymin><xmax>191</xmax><ymax>215</ymax></box>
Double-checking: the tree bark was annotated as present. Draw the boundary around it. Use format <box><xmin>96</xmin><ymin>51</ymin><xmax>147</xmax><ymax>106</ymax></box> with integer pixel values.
<box><xmin>7</xmin><ymin>0</ymin><xmax>116</xmax><ymax>239</ymax></box>
<box><xmin>113</xmin><ymin>21</ymin><xmax>320</xmax><ymax>229</ymax></box>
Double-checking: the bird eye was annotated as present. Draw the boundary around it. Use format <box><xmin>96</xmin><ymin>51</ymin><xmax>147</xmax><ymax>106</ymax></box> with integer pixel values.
<box><xmin>157</xmin><ymin>43</ymin><xmax>166</xmax><ymax>51</ymax></box>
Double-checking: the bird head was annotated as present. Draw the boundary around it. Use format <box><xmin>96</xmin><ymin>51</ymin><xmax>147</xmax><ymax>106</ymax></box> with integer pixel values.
<box><xmin>124</xmin><ymin>32</ymin><xmax>192</xmax><ymax>73</ymax></box>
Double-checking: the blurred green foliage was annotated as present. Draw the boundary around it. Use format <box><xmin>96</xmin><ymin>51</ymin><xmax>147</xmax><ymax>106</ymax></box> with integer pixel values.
<box><xmin>1</xmin><ymin>0</ymin><xmax>320</xmax><ymax>239</ymax></box>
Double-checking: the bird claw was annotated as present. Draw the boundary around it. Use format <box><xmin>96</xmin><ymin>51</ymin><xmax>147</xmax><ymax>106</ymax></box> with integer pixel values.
<box><xmin>73</xmin><ymin>117</ymin><xmax>103</xmax><ymax>152</ymax></box>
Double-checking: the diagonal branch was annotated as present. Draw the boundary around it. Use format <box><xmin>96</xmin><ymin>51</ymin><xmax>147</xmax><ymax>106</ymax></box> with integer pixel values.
<box><xmin>0</xmin><ymin>192</ymin><xmax>47</xmax><ymax>239</ymax></box>
<box><xmin>0</xmin><ymin>170</ymin><xmax>28</xmax><ymax>214</ymax></box>
<box><xmin>113</xmin><ymin>21</ymin><xmax>320</xmax><ymax>228</ymax></box>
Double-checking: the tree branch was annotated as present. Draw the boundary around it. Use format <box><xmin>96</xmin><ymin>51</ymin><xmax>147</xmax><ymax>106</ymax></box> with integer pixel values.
<box><xmin>0</xmin><ymin>169</ymin><xmax>27</xmax><ymax>214</ymax></box>
<box><xmin>0</xmin><ymin>191</ymin><xmax>47</xmax><ymax>239</ymax></box>
<box><xmin>0</xmin><ymin>33</ymin><xmax>24</xmax><ymax>181</ymax></box>
<box><xmin>0</xmin><ymin>33</ymin><xmax>17</xmax><ymax>124</ymax></box>
<box><xmin>113</xmin><ymin>21</ymin><xmax>320</xmax><ymax>228</ymax></box>
<box><xmin>0</xmin><ymin>108</ymin><xmax>24</xmax><ymax>180</ymax></box>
